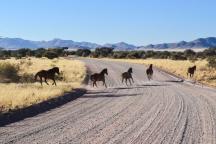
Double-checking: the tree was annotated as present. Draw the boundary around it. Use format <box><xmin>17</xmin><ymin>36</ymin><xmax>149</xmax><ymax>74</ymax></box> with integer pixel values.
<box><xmin>43</xmin><ymin>51</ymin><xmax>59</xmax><ymax>59</ymax></box>
<box><xmin>203</xmin><ymin>48</ymin><xmax>216</xmax><ymax>57</ymax></box>
<box><xmin>76</xmin><ymin>49</ymin><xmax>91</xmax><ymax>57</ymax></box>
<box><xmin>207</xmin><ymin>56</ymin><xmax>216</xmax><ymax>69</ymax></box>
<box><xmin>184</xmin><ymin>49</ymin><xmax>196</xmax><ymax>57</ymax></box>
<box><xmin>95</xmin><ymin>47</ymin><xmax>114</xmax><ymax>57</ymax></box>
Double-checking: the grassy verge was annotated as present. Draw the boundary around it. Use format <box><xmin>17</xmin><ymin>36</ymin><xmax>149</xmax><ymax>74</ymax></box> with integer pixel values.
<box><xmin>106</xmin><ymin>58</ymin><xmax>216</xmax><ymax>87</ymax></box>
<box><xmin>0</xmin><ymin>57</ymin><xmax>86</xmax><ymax>113</ymax></box>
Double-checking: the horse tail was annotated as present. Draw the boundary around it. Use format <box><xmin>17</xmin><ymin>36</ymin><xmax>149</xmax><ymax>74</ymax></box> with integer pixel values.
<box><xmin>121</xmin><ymin>73</ymin><xmax>124</xmax><ymax>77</ymax></box>
<box><xmin>90</xmin><ymin>75</ymin><xmax>94</xmax><ymax>81</ymax></box>
<box><xmin>35</xmin><ymin>72</ymin><xmax>39</xmax><ymax>81</ymax></box>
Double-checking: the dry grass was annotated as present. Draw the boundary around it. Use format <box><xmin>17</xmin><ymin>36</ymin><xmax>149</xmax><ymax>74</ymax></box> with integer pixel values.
<box><xmin>0</xmin><ymin>57</ymin><xmax>86</xmax><ymax>113</ymax></box>
<box><xmin>106</xmin><ymin>58</ymin><xmax>216</xmax><ymax>87</ymax></box>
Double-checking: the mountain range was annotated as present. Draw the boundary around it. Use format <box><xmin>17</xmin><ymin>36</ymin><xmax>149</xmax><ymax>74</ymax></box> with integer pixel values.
<box><xmin>0</xmin><ymin>37</ymin><xmax>216</xmax><ymax>50</ymax></box>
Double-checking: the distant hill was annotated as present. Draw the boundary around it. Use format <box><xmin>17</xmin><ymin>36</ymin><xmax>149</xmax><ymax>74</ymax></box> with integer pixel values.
<box><xmin>0</xmin><ymin>38</ymin><xmax>100</xmax><ymax>49</ymax></box>
<box><xmin>139</xmin><ymin>37</ymin><xmax>216</xmax><ymax>49</ymax></box>
<box><xmin>0</xmin><ymin>37</ymin><xmax>216</xmax><ymax>50</ymax></box>
<box><xmin>104</xmin><ymin>42</ymin><xmax>136</xmax><ymax>50</ymax></box>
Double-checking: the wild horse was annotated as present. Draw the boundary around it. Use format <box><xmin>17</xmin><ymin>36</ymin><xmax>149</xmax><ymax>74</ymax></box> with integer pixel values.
<box><xmin>35</xmin><ymin>67</ymin><xmax>60</xmax><ymax>86</ymax></box>
<box><xmin>187</xmin><ymin>65</ymin><xmax>196</xmax><ymax>78</ymax></box>
<box><xmin>90</xmin><ymin>68</ymin><xmax>108</xmax><ymax>88</ymax></box>
<box><xmin>146</xmin><ymin>64</ymin><xmax>153</xmax><ymax>80</ymax></box>
<box><xmin>122</xmin><ymin>67</ymin><xmax>134</xmax><ymax>85</ymax></box>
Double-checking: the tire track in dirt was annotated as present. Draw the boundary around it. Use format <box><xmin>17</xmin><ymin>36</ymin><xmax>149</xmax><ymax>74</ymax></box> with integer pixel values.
<box><xmin>0</xmin><ymin>58</ymin><xmax>216</xmax><ymax>144</ymax></box>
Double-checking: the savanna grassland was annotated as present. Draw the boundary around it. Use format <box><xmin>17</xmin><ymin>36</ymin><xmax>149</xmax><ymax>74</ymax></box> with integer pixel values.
<box><xmin>107</xmin><ymin>58</ymin><xmax>216</xmax><ymax>87</ymax></box>
<box><xmin>0</xmin><ymin>57</ymin><xmax>86</xmax><ymax>113</ymax></box>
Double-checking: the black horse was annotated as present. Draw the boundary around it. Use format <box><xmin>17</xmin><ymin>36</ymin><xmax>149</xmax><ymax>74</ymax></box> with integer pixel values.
<box><xmin>122</xmin><ymin>67</ymin><xmax>134</xmax><ymax>85</ymax></box>
<box><xmin>35</xmin><ymin>67</ymin><xmax>60</xmax><ymax>86</ymax></box>
<box><xmin>187</xmin><ymin>65</ymin><xmax>196</xmax><ymax>78</ymax></box>
<box><xmin>146</xmin><ymin>64</ymin><xmax>153</xmax><ymax>80</ymax></box>
<box><xmin>90</xmin><ymin>68</ymin><xmax>108</xmax><ymax>88</ymax></box>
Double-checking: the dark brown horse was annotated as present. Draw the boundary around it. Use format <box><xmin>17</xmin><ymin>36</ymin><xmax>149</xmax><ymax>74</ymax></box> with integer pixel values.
<box><xmin>90</xmin><ymin>68</ymin><xmax>108</xmax><ymax>88</ymax></box>
<box><xmin>146</xmin><ymin>64</ymin><xmax>153</xmax><ymax>80</ymax></box>
<box><xmin>187</xmin><ymin>65</ymin><xmax>196</xmax><ymax>78</ymax></box>
<box><xmin>35</xmin><ymin>67</ymin><xmax>60</xmax><ymax>86</ymax></box>
<box><xmin>122</xmin><ymin>67</ymin><xmax>134</xmax><ymax>85</ymax></box>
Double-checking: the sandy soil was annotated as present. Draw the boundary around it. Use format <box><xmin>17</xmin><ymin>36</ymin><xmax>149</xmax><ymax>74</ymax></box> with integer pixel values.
<box><xmin>0</xmin><ymin>58</ymin><xmax>216</xmax><ymax>144</ymax></box>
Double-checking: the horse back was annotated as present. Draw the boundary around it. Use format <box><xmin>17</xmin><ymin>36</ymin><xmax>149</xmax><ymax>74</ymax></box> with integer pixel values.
<box><xmin>91</xmin><ymin>73</ymin><xmax>104</xmax><ymax>81</ymax></box>
<box><xmin>188</xmin><ymin>67</ymin><xmax>195</xmax><ymax>74</ymax></box>
<box><xmin>122</xmin><ymin>72</ymin><xmax>131</xmax><ymax>78</ymax></box>
<box><xmin>146</xmin><ymin>68</ymin><xmax>153</xmax><ymax>75</ymax></box>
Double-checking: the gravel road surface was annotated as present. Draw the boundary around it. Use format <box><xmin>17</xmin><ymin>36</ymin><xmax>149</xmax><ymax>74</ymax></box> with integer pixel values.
<box><xmin>0</xmin><ymin>58</ymin><xmax>216</xmax><ymax>144</ymax></box>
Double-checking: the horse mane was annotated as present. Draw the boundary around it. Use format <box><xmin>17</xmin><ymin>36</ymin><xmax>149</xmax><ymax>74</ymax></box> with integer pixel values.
<box><xmin>100</xmin><ymin>68</ymin><xmax>107</xmax><ymax>74</ymax></box>
<box><xmin>149</xmin><ymin>64</ymin><xmax>153</xmax><ymax>69</ymax></box>
<box><xmin>48</xmin><ymin>67</ymin><xmax>59</xmax><ymax>73</ymax></box>
<box><xmin>128</xmin><ymin>67</ymin><xmax>133</xmax><ymax>73</ymax></box>
<box><xmin>188</xmin><ymin>65</ymin><xmax>196</xmax><ymax>70</ymax></box>
<box><xmin>193</xmin><ymin>65</ymin><xmax>196</xmax><ymax>69</ymax></box>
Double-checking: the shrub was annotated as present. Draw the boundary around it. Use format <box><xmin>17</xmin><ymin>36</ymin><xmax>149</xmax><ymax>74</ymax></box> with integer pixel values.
<box><xmin>184</xmin><ymin>49</ymin><xmax>196</xmax><ymax>57</ymax></box>
<box><xmin>19</xmin><ymin>73</ymin><xmax>35</xmax><ymax>83</ymax></box>
<box><xmin>188</xmin><ymin>56</ymin><xmax>198</xmax><ymax>63</ymax></box>
<box><xmin>203</xmin><ymin>48</ymin><xmax>216</xmax><ymax>57</ymax></box>
<box><xmin>0</xmin><ymin>63</ymin><xmax>20</xmax><ymax>82</ymax></box>
<box><xmin>207</xmin><ymin>56</ymin><xmax>216</xmax><ymax>69</ymax></box>
<box><xmin>112</xmin><ymin>51</ymin><xmax>129</xmax><ymax>59</ymax></box>
<box><xmin>43</xmin><ymin>51</ymin><xmax>59</xmax><ymax>59</ymax></box>
<box><xmin>95</xmin><ymin>47</ymin><xmax>114</xmax><ymax>57</ymax></box>
<box><xmin>171</xmin><ymin>53</ymin><xmax>187</xmax><ymax>60</ymax></box>
<box><xmin>76</xmin><ymin>49</ymin><xmax>91</xmax><ymax>57</ymax></box>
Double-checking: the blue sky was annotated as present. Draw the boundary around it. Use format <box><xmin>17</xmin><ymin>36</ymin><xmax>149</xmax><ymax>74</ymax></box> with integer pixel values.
<box><xmin>0</xmin><ymin>0</ymin><xmax>215</xmax><ymax>45</ymax></box>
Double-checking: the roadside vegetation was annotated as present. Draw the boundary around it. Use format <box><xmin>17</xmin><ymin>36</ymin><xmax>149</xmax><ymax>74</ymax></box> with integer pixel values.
<box><xmin>0</xmin><ymin>47</ymin><xmax>69</xmax><ymax>60</ymax></box>
<box><xmin>0</xmin><ymin>57</ymin><xmax>86</xmax><ymax>113</ymax></box>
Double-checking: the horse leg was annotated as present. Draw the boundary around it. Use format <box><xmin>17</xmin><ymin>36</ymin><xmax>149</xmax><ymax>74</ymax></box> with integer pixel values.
<box><xmin>122</xmin><ymin>77</ymin><xmax>124</xmax><ymax>83</ymax></box>
<box><xmin>40</xmin><ymin>77</ymin><xmax>43</xmax><ymax>86</ymax></box>
<box><xmin>125</xmin><ymin>79</ymin><xmax>128</xmax><ymax>85</ymax></box>
<box><xmin>129</xmin><ymin>79</ymin><xmax>132</xmax><ymax>85</ymax></box>
<box><xmin>93</xmin><ymin>81</ymin><xmax>97</xmax><ymax>87</ymax></box>
<box><xmin>45</xmin><ymin>78</ymin><xmax>49</xmax><ymax>85</ymax></box>
<box><xmin>103</xmin><ymin>80</ymin><xmax>107</xmax><ymax>88</ymax></box>
<box><xmin>52</xmin><ymin>78</ymin><xmax>57</xmax><ymax>86</ymax></box>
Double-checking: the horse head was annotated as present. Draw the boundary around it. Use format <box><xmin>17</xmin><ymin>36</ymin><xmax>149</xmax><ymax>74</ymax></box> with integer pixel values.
<box><xmin>128</xmin><ymin>67</ymin><xmax>133</xmax><ymax>73</ymax></box>
<box><xmin>102</xmin><ymin>68</ymin><xmax>108</xmax><ymax>75</ymax></box>
<box><xmin>149</xmin><ymin>64</ymin><xmax>153</xmax><ymax>69</ymax></box>
<box><xmin>193</xmin><ymin>65</ymin><xmax>196</xmax><ymax>71</ymax></box>
<box><xmin>53</xmin><ymin>67</ymin><xmax>60</xmax><ymax>75</ymax></box>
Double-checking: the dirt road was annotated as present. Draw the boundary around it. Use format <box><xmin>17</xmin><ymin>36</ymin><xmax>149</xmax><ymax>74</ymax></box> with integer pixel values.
<box><xmin>1</xmin><ymin>59</ymin><xmax>216</xmax><ymax>144</ymax></box>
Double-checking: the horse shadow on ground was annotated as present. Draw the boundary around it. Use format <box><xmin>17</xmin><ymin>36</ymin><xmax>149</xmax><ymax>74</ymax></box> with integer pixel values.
<box><xmin>83</xmin><ymin>83</ymin><xmax>169</xmax><ymax>98</ymax></box>
<box><xmin>0</xmin><ymin>88</ymin><xmax>86</xmax><ymax>127</ymax></box>
<box><xmin>164</xmin><ymin>79</ymin><xmax>184</xmax><ymax>83</ymax></box>
<box><xmin>81</xmin><ymin>92</ymin><xmax>142</xmax><ymax>98</ymax></box>
<box><xmin>112</xmin><ymin>83</ymin><xmax>170</xmax><ymax>90</ymax></box>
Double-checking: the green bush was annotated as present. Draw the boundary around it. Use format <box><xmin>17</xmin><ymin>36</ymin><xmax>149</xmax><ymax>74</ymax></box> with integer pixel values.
<box><xmin>0</xmin><ymin>63</ymin><xmax>20</xmax><ymax>82</ymax></box>
<box><xmin>112</xmin><ymin>51</ymin><xmax>129</xmax><ymax>59</ymax></box>
<box><xmin>171</xmin><ymin>53</ymin><xmax>187</xmax><ymax>60</ymax></box>
<box><xmin>207</xmin><ymin>56</ymin><xmax>216</xmax><ymax>69</ymax></box>
<box><xmin>95</xmin><ymin>47</ymin><xmax>114</xmax><ymax>57</ymax></box>
<box><xmin>43</xmin><ymin>51</ymin><xmax>59</xmax><ymax>59</ymax></box>
<box><xmin>19</xmin><ymin>73</ymin><xmax>34</xmax><ymax>83</ymax></box>
<box><xmin>184</xmin><ymin>49</ymin><xmax>196</xmax><ymax>57</ymax></box>
<box><xmin>76</xmin><ymin>49</ymin><xmax>91</xmax><ymax>57</ymax></box>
